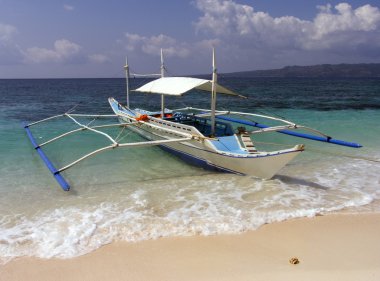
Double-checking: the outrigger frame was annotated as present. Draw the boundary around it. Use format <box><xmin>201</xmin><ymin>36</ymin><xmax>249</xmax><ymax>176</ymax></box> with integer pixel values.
<box><xmin>24</xmin><ymin>107</ymin><xmax>362</xmax><ymax>191</ymax></box>
<box><xmin>174</xmin><ymin>107</ymin><xmax>362</xmax><ymax>148</ymax></box>
<box><xmin>23</xmin><ymin>113</ymin><xmax>193</xmax><ymax>191</ymax></box>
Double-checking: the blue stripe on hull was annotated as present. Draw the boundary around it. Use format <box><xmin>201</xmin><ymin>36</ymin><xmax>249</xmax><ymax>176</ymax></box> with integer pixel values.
<box><xmin>159</xmin><ymin>144</ymin><xmax>243</xmax><ymax>175</ymax></box>
<box><xmin>129</xmin><ymin>122</ymin><xmax>303</xmax><ymax>175</ymax></box>
<box><xmin>127</xmin><ymin>124</ymin><xmax>244</xmax><ymax>174</ymax></box>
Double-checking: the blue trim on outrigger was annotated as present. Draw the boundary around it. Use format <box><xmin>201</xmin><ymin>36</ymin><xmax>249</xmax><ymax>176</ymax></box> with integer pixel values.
<box><xmin>23</xmin><ymin>122</ymin><xmax>70</xmax><ymax>191</ymax></box>
<box><xmin>216</xmin><ymin>116</ymin><xmax>362</xmax><ymax>148</ymax></box>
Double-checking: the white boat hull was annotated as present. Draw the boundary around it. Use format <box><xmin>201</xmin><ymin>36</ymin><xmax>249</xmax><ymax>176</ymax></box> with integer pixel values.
<box><xmin>121</xmin><ymin>116</ymin><xmax>303</xmax><ymax>179</ymax></box>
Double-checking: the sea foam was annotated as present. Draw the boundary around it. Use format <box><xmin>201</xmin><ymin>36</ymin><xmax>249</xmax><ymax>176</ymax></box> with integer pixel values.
<box><xmin>1</xmin><ymin>152</ymin><xmax>379</xmax><ymax>264</ymax></box>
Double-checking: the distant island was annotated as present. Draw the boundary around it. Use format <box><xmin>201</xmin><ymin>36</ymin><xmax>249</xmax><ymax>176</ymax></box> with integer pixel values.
<box><xmin>223</xmin><ymin>63</ymin><xmax>380</xmax><ymax>78</ymax></box>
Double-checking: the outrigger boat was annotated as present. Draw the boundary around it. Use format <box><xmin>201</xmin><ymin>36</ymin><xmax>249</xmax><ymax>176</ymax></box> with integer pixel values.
<box><xmin>23</xmin><ymin>49</ymin><xmax>362</xmax><ymax>191</ymax></box>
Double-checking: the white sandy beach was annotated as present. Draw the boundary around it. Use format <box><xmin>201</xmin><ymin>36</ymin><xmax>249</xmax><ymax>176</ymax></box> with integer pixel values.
<box><xmin>1</xmin><ymin>213</ymin><xmax>379</xmax><ymax>281</ymax></box>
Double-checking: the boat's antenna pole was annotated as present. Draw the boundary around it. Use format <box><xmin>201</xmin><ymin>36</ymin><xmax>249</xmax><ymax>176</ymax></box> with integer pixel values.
<box><xmin>160</xmin><ymin>48</ymin><xmax>165</xmax><ymax>119</ymax></box>
<box><xmin>210</xmin><ymin>48</ymin><xmax>217</xmax><ymax>136</ymax></box>
<box><xmin>124</xmin><ymin>56</ymin><xmax>130</xmax><ymax>108</ymax></box>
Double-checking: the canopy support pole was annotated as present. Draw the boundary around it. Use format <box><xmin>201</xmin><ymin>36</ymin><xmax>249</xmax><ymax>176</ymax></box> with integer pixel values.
<box><xmin>210</xmin><ymin>48</ymin><xmax>217</xmax><ymax>136</ymax></box>
<box><xmin>124</xmin><ymin>56</ymin><xmax>130</xmax><ymax>108</ymax></box>
<box><xmin>160</xmin><ymin>48</ymin><xmax>165</xmax><ymax>119</ymax></box>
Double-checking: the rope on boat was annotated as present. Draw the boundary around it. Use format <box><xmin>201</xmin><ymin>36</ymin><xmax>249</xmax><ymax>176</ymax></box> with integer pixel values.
<box><xmin>254</xmin><ymin>141</ymin><xmax>296</xmax><ymax>148</ymax></box>
<box><xmin>130</xmin><ymin>73</ymin><xmax>161</xmax><ymax>77</ymax></box>
<box><xmin>85</xmin><ymin>117</ymin><xmax>98</xmax><ymax>127</ymax></box>
<box><xmin>66</xmin><ymin>102</ymin><xmax>82</xmax><ymax>114</ymax></box>
<box><xmin>115</xmin><ymin>124</ymin><xmax>126</xmax><ymax>142</ymax></box>
<box><xmin>115</xmin><ymin>129</ymin><xmax>134</xmax><ymax>143</ymax></box>
<box><xmin>114</xmin><ymin>124</ymin><xmax>136</xmax><ymax>143</ymax></box>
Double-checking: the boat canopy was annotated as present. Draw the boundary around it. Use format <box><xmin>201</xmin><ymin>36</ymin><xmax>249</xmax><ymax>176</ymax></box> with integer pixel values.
<box><xmin>133</xmin><ymin>77</ymin><xmax>246</xmax><ymax>98</ymax></box>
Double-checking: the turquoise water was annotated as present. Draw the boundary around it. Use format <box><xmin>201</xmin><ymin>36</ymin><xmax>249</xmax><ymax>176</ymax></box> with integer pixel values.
<box><xmin>0</xmin><ymin>78</ymin><xmax>379</xmax><ymax>263</ymax></box>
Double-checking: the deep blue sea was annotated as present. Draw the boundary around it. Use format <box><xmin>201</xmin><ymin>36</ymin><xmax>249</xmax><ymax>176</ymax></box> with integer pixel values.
<box><xmin>0</xmin><ymin>77</ymin><xmax>379</xmax><ymax>263</ymax></box>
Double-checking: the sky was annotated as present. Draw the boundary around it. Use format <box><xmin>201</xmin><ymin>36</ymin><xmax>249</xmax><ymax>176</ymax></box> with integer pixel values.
<box><xmin>1</xmin><ymin>0</ymin><xmax>380</xmax><ymax>78</ymax></box>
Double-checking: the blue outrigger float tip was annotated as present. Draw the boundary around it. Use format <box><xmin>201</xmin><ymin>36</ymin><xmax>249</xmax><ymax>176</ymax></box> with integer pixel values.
<box><xmin>23</xmin><ymin>122</ymin><xmax>70</xmax><ymax>191</ymax></box>
<box><xmin>216</xmin><ymin>116</ymin><xmax>362</xmax><ymax>148</ymax></box>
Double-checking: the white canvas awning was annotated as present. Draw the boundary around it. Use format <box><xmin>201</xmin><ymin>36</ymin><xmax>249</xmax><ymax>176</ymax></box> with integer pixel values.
<box><xmin>133</xmin><ymin>77</ymin><xmax>246</xmax><ymax>98</ymax></box>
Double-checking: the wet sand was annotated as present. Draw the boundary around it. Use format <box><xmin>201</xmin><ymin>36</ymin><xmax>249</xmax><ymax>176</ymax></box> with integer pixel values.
<box><xmin>1</xmin><ymin>213</ymin><xmax>380</xmax><ymax>281</ymax></box>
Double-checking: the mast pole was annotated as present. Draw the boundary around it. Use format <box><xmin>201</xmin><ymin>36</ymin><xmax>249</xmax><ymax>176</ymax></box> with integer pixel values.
<box><xmin>124</xmin><ymin>56</ymin><xmax>130</xmax><ymax>108</ymax></box>
<box><xmin>210</xmin><ymin>48</ymin><xmax>217</xmax><ymax>136</ymax></box>
<box><xmin>160</xmin><ymin>49</ymin><xmax>165</xmax><ymax>119</ymax></box>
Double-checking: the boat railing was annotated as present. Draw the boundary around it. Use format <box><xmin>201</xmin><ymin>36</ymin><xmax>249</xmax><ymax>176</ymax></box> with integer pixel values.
<box><xmin>173</xmin><ymin>113</ymin><xmax>234</xmax><ymax>137</ymax></box>
<box><xmin>147</xmin><ymin>115</ymin><xmax>204</xmax><ymax>139</ymax></box>
<box><xmin>174</xmin><ymin>107</ymin><xmax>296</xmax><ymax>125</ymax></box>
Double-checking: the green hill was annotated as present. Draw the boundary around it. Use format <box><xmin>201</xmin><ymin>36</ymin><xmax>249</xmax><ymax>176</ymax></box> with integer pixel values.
<box><xmin>224</xmin><ymin>63</ymin><xmax>380</xmax><ymax>78</ymax></box>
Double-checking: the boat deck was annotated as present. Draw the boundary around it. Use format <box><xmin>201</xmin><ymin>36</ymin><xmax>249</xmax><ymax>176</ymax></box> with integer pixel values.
<box><xmin>169</xmin><ymin>113</ymin><xmax>235</xmax><ymax>137</ymax></box>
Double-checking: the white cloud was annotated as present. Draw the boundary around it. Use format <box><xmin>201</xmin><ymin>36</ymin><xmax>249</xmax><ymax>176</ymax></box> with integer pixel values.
<box><xmin>194</xmin><ymin>38</ymin><xmax>221</xmax><ymax>50</ymax></box>
<box><xmin>0</xmin><ymin>23</ymin><xmax>25</xmax><ymax>64</ymax></box>
<box><xmin>1</xmin><ymin>22</ymin><xmax>108</xmax><ymax>68</ymax></box>
<box><xmin>0</xmin><ymin>23</ymin><xmax>17</xmax><ymax>41</ymax></box>
<box><xmin>88</xmin><ymin>53</ymin><xmax>109</xmax><ymax>63</ymax></box>
<box><xmin>312</xmin><ymin>3</ymin><xmax>380</xmax><ymax>37</ymax></box>
<box><xmin>25</xmin><ymin>39</ymin><xmax>82</xmax><ymax>63</ymax></box>
<box><xmin>63</xmin><ymin>4</ymin><xmax>74</xmax><ymax>11</ymax></box>
<box><xmin>194</xmin><ymin>0</ymin><xmax>380</xmax><ymax>54</ymax></box>
<box><xmin>124</xmin><ymin>33</ymin><xmax>190</xmax><ymax>58</ymax></box>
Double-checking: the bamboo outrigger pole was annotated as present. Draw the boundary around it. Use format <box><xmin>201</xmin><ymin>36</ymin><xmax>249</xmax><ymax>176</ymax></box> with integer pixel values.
<box><xmin>23</xmin><ymin>122</ymin><xmax>71</xmax><ymax>191</ymax></box>
<box><xmin>23</xmin><ymin>111</ymin><xmax>195</xmax><ymax>191</ymax></box>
